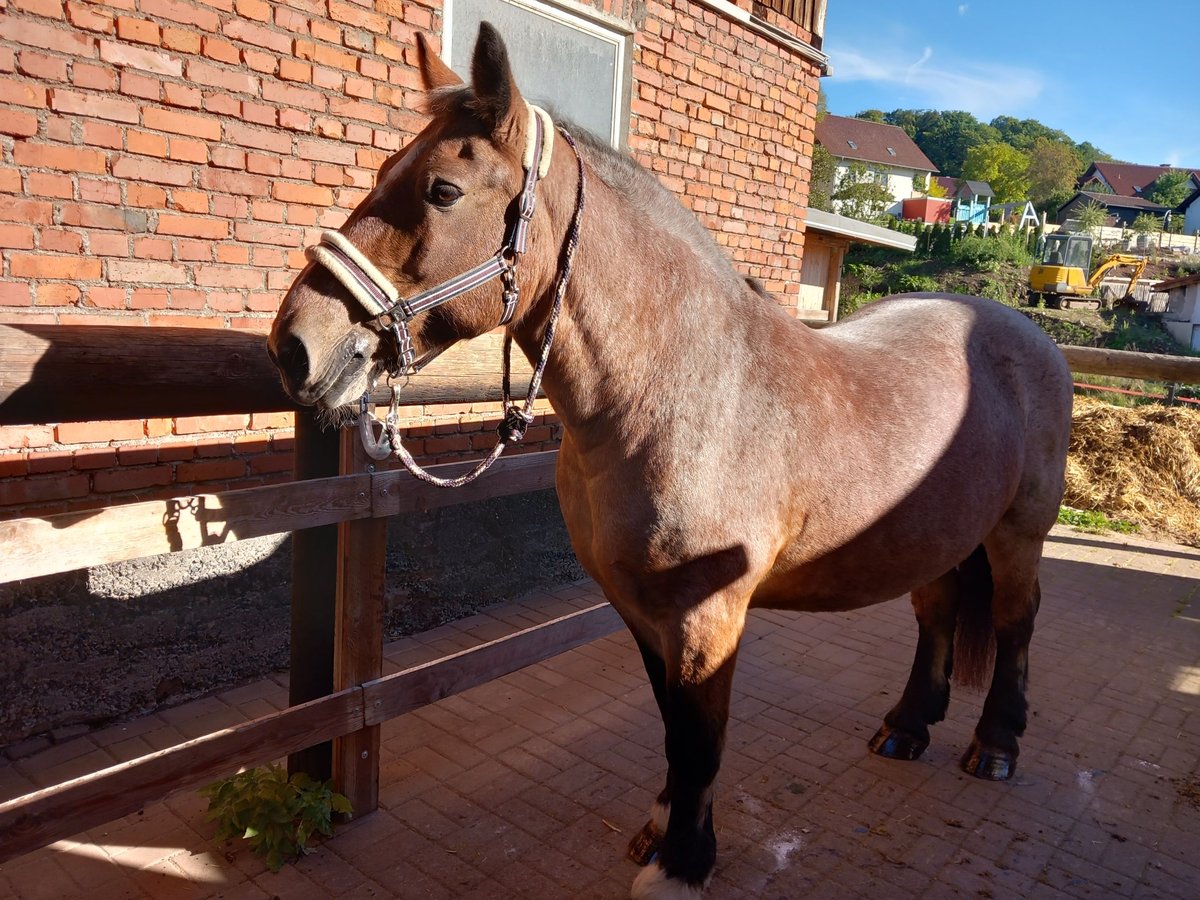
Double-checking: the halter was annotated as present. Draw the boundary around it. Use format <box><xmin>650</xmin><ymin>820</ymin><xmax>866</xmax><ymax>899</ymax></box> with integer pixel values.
<box><xmin>305</xmin><ymin>102</ymin><xmax>556</xmax><ymax>376</ymax></box>
<box><xmin>302</xmin><ymin>105</ymin><xmax>587</xmax><ymax>488</ymax></box>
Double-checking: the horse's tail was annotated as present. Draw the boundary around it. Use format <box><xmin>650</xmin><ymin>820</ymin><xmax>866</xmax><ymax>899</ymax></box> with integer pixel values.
<box><xmin>953</xmin><ymin>545</ymin><xmax>996</xmax><ymax>690</ymax></box>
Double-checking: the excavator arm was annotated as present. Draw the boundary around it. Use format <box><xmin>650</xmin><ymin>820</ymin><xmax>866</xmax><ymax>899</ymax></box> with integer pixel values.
<box><xmin>1087</xmin><ymin>253</ymin><xmax>1148</xmax><ymax>299</ymax></box>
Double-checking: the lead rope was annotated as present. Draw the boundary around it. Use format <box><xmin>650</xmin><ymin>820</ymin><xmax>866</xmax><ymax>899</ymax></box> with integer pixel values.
<box><xmin>382</xmin><ymin>128</ymin><xmax>586</xmax><ymax>489</ymax></box>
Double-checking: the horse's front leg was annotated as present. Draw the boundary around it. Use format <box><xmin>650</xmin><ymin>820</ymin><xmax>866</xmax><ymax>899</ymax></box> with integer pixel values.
<box><xmin>628</xmin><ymin>637</ymin><xmax>673</xmax><ymax>866</ymax></box>
<box><xmin>632</xmin><ymin>603</ymin><xmax>744</xmax><ymax>899</ymax></box>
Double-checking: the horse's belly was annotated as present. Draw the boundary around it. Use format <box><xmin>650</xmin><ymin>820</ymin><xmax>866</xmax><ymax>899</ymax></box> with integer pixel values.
<box><xmin>751</xmin><ymin>545</ymin><xmax>967</xmax><ymax>612</ymax></box>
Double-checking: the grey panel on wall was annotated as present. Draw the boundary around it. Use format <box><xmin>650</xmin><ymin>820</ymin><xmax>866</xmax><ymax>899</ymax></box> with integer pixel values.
<box><xmin>448</xmin><ymin>0</ymin><xmax>622</xmax><ymax>144</ymax></box>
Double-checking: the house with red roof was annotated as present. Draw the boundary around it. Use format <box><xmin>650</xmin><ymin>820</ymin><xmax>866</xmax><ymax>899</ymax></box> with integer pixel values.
<box><xmin>1062</xmin><ymin>161</ymin><xmax>1200</xmax><ymax>230</ymax></box>
<box><xmin>814</xmin><ymin>115</ymin><xmax>938</xmax><ymax>218</ymax></box>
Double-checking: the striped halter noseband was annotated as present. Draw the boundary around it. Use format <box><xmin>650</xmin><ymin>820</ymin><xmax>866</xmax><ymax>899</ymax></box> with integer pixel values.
<box><xmin>304</xmin><ymin>102</ymin><xmax>556</xmax><ymax>377</ymax></box>
<box><xmin>296</xmin><ymin>104</ymin><xmax>588</xmax><ymax>489</ymax></box>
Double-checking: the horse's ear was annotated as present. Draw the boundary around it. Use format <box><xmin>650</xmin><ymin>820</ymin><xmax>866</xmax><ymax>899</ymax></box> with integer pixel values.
<box><xmin>416</xmin><ymin>33</ymin><xmax>461</xmax><ymax>90</ymax></box>
<box><xmin>470</xmin><ymin>21</ymin><xmax>522</xmax><ymax>134</ymax></box>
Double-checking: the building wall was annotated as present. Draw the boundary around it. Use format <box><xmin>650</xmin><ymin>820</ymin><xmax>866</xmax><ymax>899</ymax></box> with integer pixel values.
<box><xmin>0</xmin><ymin>0</ymin><xmax>822</xmax><ymax>519</ymax></box>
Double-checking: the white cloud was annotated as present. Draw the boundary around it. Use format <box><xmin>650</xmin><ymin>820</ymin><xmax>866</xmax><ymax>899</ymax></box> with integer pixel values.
<box><xmin>828</xmin><ymin>43</ymin><xmax>1044</xmax><ymax>120</ymax></box>
<box><xmin>958</xmin><ymin>4</ymin><xmax>969</xmax><ymax>14</ymax></box>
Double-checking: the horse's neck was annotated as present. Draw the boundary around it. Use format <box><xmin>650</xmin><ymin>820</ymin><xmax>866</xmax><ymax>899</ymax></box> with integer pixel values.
<box><xmin>513</xmin><ymin>160</ymin><xmax>808</xmax><ymax>441</ymax></box>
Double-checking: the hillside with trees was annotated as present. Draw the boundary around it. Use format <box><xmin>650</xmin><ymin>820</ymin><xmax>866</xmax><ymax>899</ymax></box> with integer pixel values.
<box><xmin>853</xmin><ymin>109</ymin><xmax>1114</xmax><ymax>212</ymax></box>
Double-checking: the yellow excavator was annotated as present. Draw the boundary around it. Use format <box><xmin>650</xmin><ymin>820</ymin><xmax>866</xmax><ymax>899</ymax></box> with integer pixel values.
<box><xmin>1028</xmin><ymin>232</ymin><xmax>1148</xmax><ymax>309</ymax></box>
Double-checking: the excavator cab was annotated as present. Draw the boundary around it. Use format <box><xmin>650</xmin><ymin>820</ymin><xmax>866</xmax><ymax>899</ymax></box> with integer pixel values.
<box><xmin>1029</xmin><ymin>233</ymin><xmax>1097</xmax><ymax>308</ymax></box>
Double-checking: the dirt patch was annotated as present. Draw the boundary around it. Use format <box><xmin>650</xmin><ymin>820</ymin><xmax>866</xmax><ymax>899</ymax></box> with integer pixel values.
<box><xmin>1066</xmin><ymin>397</ymin><xmax>1200</xmax><ymax>546</ymax></box>
<box><xmin>1174</xmin><ymin>776</ymin><xmax>1200</xmax><ymax>811</ymax></box>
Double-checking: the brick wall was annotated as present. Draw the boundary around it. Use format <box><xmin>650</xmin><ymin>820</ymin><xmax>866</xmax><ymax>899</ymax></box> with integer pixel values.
<box><xmin>0</xmin><ymin>0</ymin><xmax>820</xmax><ymax>519</ymax></box>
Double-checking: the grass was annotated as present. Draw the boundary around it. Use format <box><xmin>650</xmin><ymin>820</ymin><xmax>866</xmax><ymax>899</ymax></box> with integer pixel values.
<box><xmin>1057</xmin><ymin>506</ymin><xmax>1138</xmax><ymax>535</ymax></box>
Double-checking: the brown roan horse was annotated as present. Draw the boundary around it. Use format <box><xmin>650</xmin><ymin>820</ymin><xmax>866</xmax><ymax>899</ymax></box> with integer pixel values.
<box><xmin>269</xmin><ymin>24</ymin><xmax>1073</xmax><ymax>899</ymax></box>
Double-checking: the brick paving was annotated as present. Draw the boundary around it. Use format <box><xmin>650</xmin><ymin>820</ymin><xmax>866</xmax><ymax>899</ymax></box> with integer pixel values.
<box><xmin>2</xmin><ymin>525</ymin><xmax>1199</xmax><ymax>898</ymax></box>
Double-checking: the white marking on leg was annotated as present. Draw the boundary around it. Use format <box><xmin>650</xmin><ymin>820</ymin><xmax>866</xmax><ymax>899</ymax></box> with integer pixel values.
<box><xmin>650</xmin><ymin>800</ymin><xmax>670</xmax><ymax>832</ymax></box>
<box><xmin>631</xmin><ymin>861</ymin><xmax>706</xmax><ymax>900</ymax></box>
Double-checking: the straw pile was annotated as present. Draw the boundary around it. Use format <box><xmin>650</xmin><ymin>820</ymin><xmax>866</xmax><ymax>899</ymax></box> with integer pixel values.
<box><xmin>1065</xmin><ymin>396</ymin><xmax>1200</xmax><ymax>546</ymax></box>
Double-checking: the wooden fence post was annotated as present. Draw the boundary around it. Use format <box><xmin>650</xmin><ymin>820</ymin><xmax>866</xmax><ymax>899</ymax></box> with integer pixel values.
<box><xmin>331</xmin><ymin>427</ymin><xmax>387</xmax><ymax>815</ymax></box>
<box><xmin>287</xmin><ymin>411</ymin><xmax>341</xmax><ymax>781</ymax></box>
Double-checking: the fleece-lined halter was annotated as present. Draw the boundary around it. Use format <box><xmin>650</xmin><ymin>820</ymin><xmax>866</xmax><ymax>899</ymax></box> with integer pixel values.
<box><xmin>304</xmin><ymin>103</ymin><xmax>556</xmax><ymax>376</ymax></box>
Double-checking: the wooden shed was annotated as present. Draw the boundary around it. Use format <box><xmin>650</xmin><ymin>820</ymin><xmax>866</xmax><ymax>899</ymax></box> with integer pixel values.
<box><xmin>798</xmin><ymin>208</ymin><xmax>918</xmax><ymax>323</ymax></box>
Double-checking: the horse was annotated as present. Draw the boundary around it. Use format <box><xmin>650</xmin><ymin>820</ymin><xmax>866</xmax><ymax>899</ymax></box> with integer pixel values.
<box><xmin>268</xmin><ymin>23</ymin><xmax>1073</xmax><ymax>898</ymax></box>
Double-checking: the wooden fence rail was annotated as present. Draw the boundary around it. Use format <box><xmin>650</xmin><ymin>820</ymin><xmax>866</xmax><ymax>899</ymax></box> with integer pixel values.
<box><xmin>3</xmin><ymin>333</ymin><xmax>1200</xmax><ymax>865</ymax></box>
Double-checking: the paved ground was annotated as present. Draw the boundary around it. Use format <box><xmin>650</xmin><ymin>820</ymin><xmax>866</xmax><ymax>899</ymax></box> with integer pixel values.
<box><xmin>2</xmin><ymin>525</ymin><xmax>1199</xmax><ymax>898</ymax></box>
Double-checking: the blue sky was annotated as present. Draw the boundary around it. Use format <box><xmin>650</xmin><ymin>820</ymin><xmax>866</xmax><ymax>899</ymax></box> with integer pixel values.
<box><xmin>821</xmin><ymin>1</ymin><xmax>1200</xmax><ymax>167</ymax></box>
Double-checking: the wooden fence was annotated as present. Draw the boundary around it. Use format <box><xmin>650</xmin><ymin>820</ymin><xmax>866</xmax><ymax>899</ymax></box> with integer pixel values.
<box><xmin>0</xmin><ymin>324</ymin><xmax>622</xmax><ymax>863</ymax></box>
<box><xmin>2</xmin><ymin>326</ymin><xmax>1200</xmax><ymax>864</ymax></box>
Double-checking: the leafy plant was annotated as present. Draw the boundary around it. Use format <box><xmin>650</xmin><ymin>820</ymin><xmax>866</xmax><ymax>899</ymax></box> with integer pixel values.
<box><xmin>201</xmin><ymin>764</ymin><xmax>352</xmax><ymax>871</ymax></box>
<box><xmin>839</xmin><ymin>289</ymin><xmax>881</xmax><ymax>319</ymax></box>
<box><xmin>896</xmin><ymin>273</ymin><xmax>940</xmax><ymax>292</ymax></box>
<box><xmin>1057</xmin><ymin>506</ymin><xmax>1137</xmax><ymax>534</ymax></box>
<box><xmin>1130</xmin><ymin>213</ymin><xmax>1163</xmax><ymax>236</ymax></box>
<box><xmin>947</xmin><ymin>233</ymin><xmax>1032</xmax><ymax>272</ymax></box>
<box><xmin>1073</xmin><ymin>200</ymin><xmax>1109</xmax><ymax>234</ymax></box>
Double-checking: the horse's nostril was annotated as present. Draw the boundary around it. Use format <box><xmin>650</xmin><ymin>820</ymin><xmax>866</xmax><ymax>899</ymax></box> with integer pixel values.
<box><xmin>276</xmin><ymin>334</ymin><xmax>309</xmax><ymax>388</ymax></box>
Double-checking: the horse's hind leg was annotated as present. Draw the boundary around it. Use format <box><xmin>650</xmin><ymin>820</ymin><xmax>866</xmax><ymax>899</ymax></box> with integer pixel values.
<box><xmin>961</xmin><ymin>534</ymin><xmax>1042</xmax><ymax>780</ymax></box>
<box><xmin>869</xmin><ymin>567</ymin><xmax>961</xmax><ymax>760</ymax></box>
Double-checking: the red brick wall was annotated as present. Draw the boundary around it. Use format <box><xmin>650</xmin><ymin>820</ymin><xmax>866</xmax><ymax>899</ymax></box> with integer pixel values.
<box><xmin>0</xmin><ymin>0</ymin><xmax>820</xmax><ymax>518</ymax></box>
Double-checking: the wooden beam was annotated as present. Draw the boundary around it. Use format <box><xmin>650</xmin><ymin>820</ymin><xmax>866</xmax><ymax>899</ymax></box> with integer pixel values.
<box><xmin>363</xmin><ymin>603</ymin><xmax>623</xmax><ymax>726</ymax></box>
<box><xmin>0</xmin><ymin>325</ymin><xmax>532</xmax><ymax>425</ymax></box>
<box><xmin>0</xmin><ymin>450</ymin><xmax>559</xmax><ymax>585</ymax></box>
<box><xmin>331</xmin><ymin>429</ymin><xmax>386</xmax><ymax>816</ymax></box>
<box><xmin>0</xmin><ymin>687</ymin><xmax>363</xmax><ymax>865</ymax></box>
<box><xmin>1059</xmin><ymin>344</ymin><xmax>1200</xmax><ymax>385</ymax></box>
<box><xmin>287</xmin><ymin>413</ymin><xmax>342</xmax><ymax>783</ymax></box>
<box><xmin>375</xmin><ymin>449</ymin><xmax>559</xmax><ymax>517</ymax></box>
<box><xmin>0</xmin><ymin>471</ymin><xmax>372</xmax><ymax>583</ymax></box>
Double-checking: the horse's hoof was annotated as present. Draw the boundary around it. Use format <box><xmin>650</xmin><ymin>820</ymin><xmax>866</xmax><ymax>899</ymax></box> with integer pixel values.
<box><xmin>631</xmin><ymin>860</ymin><xmax>707</xmax><ymax>899</ymax></box>
<box><xmin>868</xmin><ymin>724</ymin><xmax>929</xmax><ymax>761</ymax></box>
<box><xmin>627</xmin><ymin>819</ymin><xmax>664</xmax><ymax>866</ymax></box>
<box><xmin>960</xmin><ymin>740</ymin><xmax>1016</xmax><ymax>780</ymax></box>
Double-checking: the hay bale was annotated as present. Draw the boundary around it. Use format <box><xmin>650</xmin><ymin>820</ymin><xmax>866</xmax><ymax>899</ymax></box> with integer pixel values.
<box><xmin>1065</xmin><ymin>396</ymin><xmax>1200</xmax><ymax>545</ymax></box>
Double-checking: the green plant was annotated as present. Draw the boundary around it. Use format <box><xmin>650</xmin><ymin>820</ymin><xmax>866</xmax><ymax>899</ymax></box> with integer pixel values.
<box><xmin>1074</xmin><ymin>200</ymin><xmax>1109</xmax><ymax>234</ymax></box>
<box><xmin>1057</xmin><ymin>506</ymin><xmax>1137</xmax><ymax>534</ymax></box>
<box><xmin>844</xmin><ymin>261</ymin><xmax>885</xmax><ymax>291</ymax></box>
<box><xmin>202</xmin><ymin>764</ymin><xmax>352</xmax><ymax>871</ymax></box>
<box><xmin>896</xmin><ymin>273</ymin><xmax>940</xmax><ymax>292</ymax></box>
<box><xmin>1130</xmin><ymin>213</ymin><xmax>1162</xmax><ymax>236</ymax></box>
<box><xmin>946</xmin><ymin>233</ymin><xmax>1032</xmax><ymax>272</ymax></box>
<box><xmin>839</xmin><ymin>289</ymin><xmax>881</xmax><ymax>319</ymax></box>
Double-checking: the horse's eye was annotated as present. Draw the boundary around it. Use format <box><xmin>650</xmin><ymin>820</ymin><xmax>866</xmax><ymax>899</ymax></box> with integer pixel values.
<box><xmin>428</xmin><ymin>180</ymin><xmax>463</xmax><ymax>208</ymax></box>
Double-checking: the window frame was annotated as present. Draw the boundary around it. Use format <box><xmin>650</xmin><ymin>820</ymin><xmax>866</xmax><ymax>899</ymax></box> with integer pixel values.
<box><xmin>442</xmin><ymin>0</ymin><xmax>634</xmax><ymax>149</ymax></box>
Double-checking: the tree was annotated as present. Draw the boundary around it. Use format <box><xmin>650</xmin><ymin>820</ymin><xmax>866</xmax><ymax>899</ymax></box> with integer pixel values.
<box><xmin>913</xmin><ymin>110</ymin><xmax>1000</xmax><ymax>177</ymax></box>
<box><xmin>1144</xmin><ymin>169</ymin><xmax>1195</xmax><ymax>208</ymax></box>
<box><xmin>962</xmin><ymin>142</ymin><xmax>1031</xmax><ymax>202</ymax></box>
<box><xmin>1075</xmin><ymin>141</ymin><xmax>1114</xmax><ymax>164</ymax></box>
<box><xmin>1026</xmin><ymin>137</ymin><xmax>1084</xmax><ymax>212</ymax></box>
<box><xmin>989</xmin><ymin>116</ymin><xmax>1072</xmax><ymax>151</ymax></box>
<box><xmin>831</xmin><ymin>162</ymin><xmax>894</xmax><ymax>222</ymax></box>
<box><xmin>855</xmin><ymin>109</ymin><xmax>886</xmax><ymax>123</ymax></box>
<box><xmin>809</xmin><ymin>89</ymin><xmax>835</xmax><ymax>212</ymax></box>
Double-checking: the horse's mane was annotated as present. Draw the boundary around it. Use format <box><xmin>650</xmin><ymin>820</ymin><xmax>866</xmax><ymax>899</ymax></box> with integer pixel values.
<box><xmin>566</xmin><ymin>127</ymin><xmax>751</xmax><ymax>295</ymax></box>
<box><xmin>426</xmin><ymin>86</ymin><xmax>752</xmax><ymax>297</ymax></box>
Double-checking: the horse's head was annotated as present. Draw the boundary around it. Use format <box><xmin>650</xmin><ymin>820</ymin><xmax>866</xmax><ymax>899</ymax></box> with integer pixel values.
<box><xmin>268</xmin><ymin>23</ymin><xmax>557</xmax><ymax>414</ymax></box>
